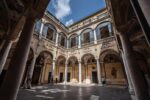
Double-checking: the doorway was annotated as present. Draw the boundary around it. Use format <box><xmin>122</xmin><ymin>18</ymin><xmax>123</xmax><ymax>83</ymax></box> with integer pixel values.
<box><xmin>48</xmin><ymin>72</ymin><xmax>51</xmax><ymax>83</ymax></box>
<box><xmin>92</xmin><ymin>71</ymin><xmax>98</xmax><ymax>83</ymax></box>
<box><xmin>32</xmin><ymin>67</ymin><xmax>42</xmax><ymax>84</ymax></box>
<box><xmin>59</xmin><ymin>72</ymin><xmax>63</xmax><ymax>82</ymax></box>
<box><xmin>67</xmin><ymin>72</ymin><xmax>71</xmax><ymax>82</ymax></box>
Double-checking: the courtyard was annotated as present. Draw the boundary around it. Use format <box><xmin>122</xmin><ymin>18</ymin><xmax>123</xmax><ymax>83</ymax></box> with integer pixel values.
<box><xmin>17</xmin><ymin>85</ymin><xmax>131</xmax><ymax>100</ymax></box>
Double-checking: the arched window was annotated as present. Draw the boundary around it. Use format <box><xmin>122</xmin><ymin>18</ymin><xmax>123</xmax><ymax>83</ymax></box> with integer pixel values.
<box><xmin>34</xmin><ymin>20</ymin><xmax>42</xmax><ymax>33</ymax></box>
<box><xmin>43</xmin><ymin>24</ymin><xmax>57</xmax><ymax>42</ymax></box>
<box><xmin>58</xmin><ymin>32</ymin><xmax>67</xmax><ymax>47</ymax></box>
<box><xmin>96</xmin><ymin>22</ymin><xmax>112</xmax><ymax>40</ymax></box>
<box><xmin>81</xmin><ymin>28</ymin><xmax>94</xmax><ymax>44</ymax></box>
<box><xmin>69</xmin><ymin>34</ymin><xmax>78</xmax><ymax>48</ymax></box>
<box><xmin>101</xmin><ymin>26</ymin><xmax>109</xmax><ymax>39</ymax></box>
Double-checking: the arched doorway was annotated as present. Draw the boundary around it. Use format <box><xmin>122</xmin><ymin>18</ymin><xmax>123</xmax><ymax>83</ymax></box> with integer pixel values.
<box><xmin>100</xmin><ymin>50</ymin><xmax>126</xmax><ymax>85</ymax></box>
<box><xmin>68</xmin><ymin>56</ymin><xmax>78</xmax><ymax>83</ymax></box>
<box><xmin>81</xmin><ymin>54</ymin><xmax>96</xmax><ymax>84</ymax></box>
<box><xmin>55</xmin><ymin>56</ymin><xmax>66</xmax><ymax>83</ymax></box>
<box><xmin>32</xmin><ymin>51</ymin><xmax>53</xmax><ymax>85</ymax></box>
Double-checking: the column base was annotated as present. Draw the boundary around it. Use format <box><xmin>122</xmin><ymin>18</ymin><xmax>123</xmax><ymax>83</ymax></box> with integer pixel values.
<box><xmin>78</xmin><ymin>82</ymin><xmax>82</xmax><ymax>84</ymax></box>
<box><xmin>129</xmin><ymin>89</ymin><xmax>136</xmax><ymax>100</ymax></box>
<box><xmin>63</xmin><ymin>81</ymin><xmax>67</xmax><ymax>85</ymax></box>
<box><xmin>94</xmin><ymin>41</ymin><xmax>97</xmax><ymax>44</ymax></box>
<box><xmin>97</xmin><ymin>83</ymin><xmax>103</xmax><ymax>86</ymax></box>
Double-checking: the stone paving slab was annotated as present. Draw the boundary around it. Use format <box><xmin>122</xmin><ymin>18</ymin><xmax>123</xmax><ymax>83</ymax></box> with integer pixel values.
<box><xmin>17</xmin><ymin>85</ymin><xmax>131</xmax><ymax>100</ymax></box>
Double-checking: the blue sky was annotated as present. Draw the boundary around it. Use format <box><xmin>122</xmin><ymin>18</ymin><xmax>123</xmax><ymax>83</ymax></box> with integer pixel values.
<box><xmin>47</xmin><ymin>0</ymin><xmax>106</xmax><ymax>26</ymax></box>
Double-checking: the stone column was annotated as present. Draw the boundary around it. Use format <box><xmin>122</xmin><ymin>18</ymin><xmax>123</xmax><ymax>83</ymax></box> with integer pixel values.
<box><xmin>120</xmin><ymin>33</ymin><xmax>150</xmax><ymax>100</ymax></box>
<box><xmin>96</xmin><ymin>59</ymin><xmax>102</xmax><ymax>85</ymax></box>
<box><xmin>108</xmin><ymin>23</ymin><xmax>112</xmax><ymax>36</ymax></box>
<box><xmin>93</xmin><ymin>30</ymin><xmax>97</xmax><ymax>44</ymax></box>
<box><xmin>55</xmin><ymin>33</ymin><xmax>59</xmax><ymax>46</ymax></box>
<box><xmin>0</xmin><ymin>40</ymin><xmax>13</xmax><ymax>74</ymax></box>
<box><xmin>78</xmin><ymin>35</ymin><xmax>81</xmax><ymax>48</ymax></box>
<box><xmin>24</xmin><ymin>55</ymin><xmax>37</xmax><ymax>89</ymax></box>
<box><xmin>121</xmin><ymin>51</ymin><xmax>136</xmax><ymax>100</ymax></box>
<box><xmin>78</xmin><ymin>61</ymin><xmax>82</xmax><ymax>84</ymax></box>
<box><xmin>39</xmin><ymin>22</ymin><xmax>44</xmax><ymax>39</ymax></box>
<box><xmin>67</xmin><ymin>39</ymin><xmax>69</xmax><ymax>49</ymax></box>
<box><xmin>51</xmin><ymin>61</ymin><xmax>55</xmax><ymax>83</ymax></box>
<box><xmin>64</xmin><ymin>63</ymin><xmax>68</xmax><ymax>84</ymax></box>
<box><xmin>39</xmin><ymin>60</ymin><xmax>47</xmax><ymax>84</ymax></box>
<box><xmin>0</xmin><ymin>15</ymin><xmax>36</xmax><ymax>100</ymax></box>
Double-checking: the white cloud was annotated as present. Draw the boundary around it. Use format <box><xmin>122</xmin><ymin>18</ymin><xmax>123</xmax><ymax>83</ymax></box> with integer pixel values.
<box><xmin>52</xmin><ymin>0</ymin><xmax>72</xmax><ymax>20</ymax></box>
<box><xmin>65</xmin><ymin>19</ymin><xmax>74</xmax><ymax>26</ymax></box>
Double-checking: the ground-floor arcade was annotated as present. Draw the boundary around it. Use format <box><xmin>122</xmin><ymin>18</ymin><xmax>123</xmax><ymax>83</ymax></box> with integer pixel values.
<box><xmin>25</xmin><ymin>49</ymin><xmax>127</xmax><ymax>86</ymax></box>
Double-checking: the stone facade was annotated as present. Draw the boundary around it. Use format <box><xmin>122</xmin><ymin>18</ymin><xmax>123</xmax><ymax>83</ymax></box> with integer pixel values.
<box><xmin>22</xmin><ymin>8</ymin><xmax>126</xmax><ymax>85</ymax></box>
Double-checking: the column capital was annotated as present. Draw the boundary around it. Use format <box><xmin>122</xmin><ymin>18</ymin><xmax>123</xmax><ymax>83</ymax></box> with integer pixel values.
<box><xmin>100</xmin><ymin>61</ymin><xmax>104</xmax><ymax>63</ymax></box>
<box><xmin>65</xmin><ymin>62</ymin><xmax>68</xmax><ymax>65</ymax></box>
<box><xmin>78</xmin><ymin>60</ymin><xmax>82</xmax><ymax>63</ymax></box>
<box><xmin>95</xmin><ymin>58</ymin><xmax>100</xmax><ymax>60</ymax></box>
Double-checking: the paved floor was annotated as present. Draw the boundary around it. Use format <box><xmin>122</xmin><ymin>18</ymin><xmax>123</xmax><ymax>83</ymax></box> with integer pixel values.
<box><xmin>17</xmin><ymin>85</ymin><xmax>131</xmax><ymax>100</ymax></box>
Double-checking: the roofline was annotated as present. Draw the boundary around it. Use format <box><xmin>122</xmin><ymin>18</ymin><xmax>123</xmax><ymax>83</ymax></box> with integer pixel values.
<box><xmin>68</xmin><ymin>7</ymin><xmax>107</xmax><ymax>27</ymax></box>
<box><xmin>45</xmin><ymin>7</ymin><xmax>107</xmax><ymax>28</ymax></box>
<box><xmin>45</xmin><ymin>10</ymin><xmax>68</xmax><ymax>29</ymax></box>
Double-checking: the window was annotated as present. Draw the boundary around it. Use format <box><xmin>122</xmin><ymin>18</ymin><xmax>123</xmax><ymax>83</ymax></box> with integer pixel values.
<box><xmin>100</xmin><ymin>26</ymin><xmax>109</xmax><ymax>39</ymax></box>
<box><xmin>47</xmin><ymin>28</ymin><xmax>54</xmax><ymax>40</ymax></box>
<box><xmin>81</xmin><ymin>29</ymin><xmax>94</xmax><ymax>44</ymax></box>
<box><xmin>43</xmin><ymin>24</ymin><xmax>57</xmax><ymax>42</ymax></box>
<box><xmin>59</xmin><ymin>33</ymin><xmax>67</xmax><ymax>47</ymax></box>
<box><xmin>70</xmin><ymin>35</ymin><xmax>78</xmax><ymax>48</ymax></box>
<box><xmin>35</xmin><ymin>21</ymin><xmax>41</xmax><ymax>33</ymax></box>
<box><xmin>84</xmin><ymin>32</ymin><xmax>90</xmax><ymax>43</ymax></box>
<box><xmin>96</xmin><ymin>22</ymin><xmax>112</xmax><ymax>40</ymax></box>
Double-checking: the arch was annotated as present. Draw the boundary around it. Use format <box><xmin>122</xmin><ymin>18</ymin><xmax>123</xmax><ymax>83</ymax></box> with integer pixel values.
<box><xmin>80</xmin><ymin>28</ymin><xmax>94</xmax><ymax>44</ymax></box>
<box><xmin>95</xmin><ymin>21</ymin><xmax>111</xmax><ymax>30</ymax></box>
<box><xmin>69</xmin><ymin>33</ymin><xmax>78</xmax><ymax>38</ymax></box>
<box><xmin>80</xmin><ymin>28</ymin><xmax>93</xmax><ymax>35</ymax></box>
<box><xmin>38</xmin><ymin>50</ymin><xmax>53</xmax><ymax>61</ymax></box>
<box><xmin>69</xmin><ymin>34</ymin><xmax>79</xmax><ymax>48</ymax></box>
<box><xmin>44</xmin><ymin>23</ymin><xmax>57</xmax><ymax>32</ymax></box>
<box><xmin>67</xmin><ymin>56</ymin><xmax>79</xmax><ymax>82</ymax></box>
<box><xmin>58</xmin><ymin>32</ymin><xmax>67</xmax><ymax>37</ymax></box>
<box><xmin>56</xmin><ymin>55</ymin><xmax>66</xmax><ymax>65</ymax></box>
<box><xmin>31</xmin><ymin>50</ymin><xmax>53</xmax><ymax>85</ymax></box>
<box><xmin>95</xmin><ymin>21</ymin><xmax>112</xmax><ymax>40</ymax></box>
<box><xmin>100</xmin><ymin>49</ymin><xmax>120</xmax><ymax>62</ymax></box>
<box><xmin>81</xmin><ymin>53</ymin><xmax>95</xmax><ymax>64</ymax></box>
<box><xmin>68</xmin><ymin>56</ymin><xmax>78</xmax><ymax>65</ymax></box>
<box><xmin>100</xmin><ymin>49</ymin><xmax>126</xmax><ymax>85</ymax></box>
<box><xmin>43</xmin><ymin>23</ymin><xmax>57</xmax><ymax>42</ymax></box>
<box><xmin>58</xmin><ymin>32</ymin><xmax>67</xmax><ymax>47</ymax></box>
